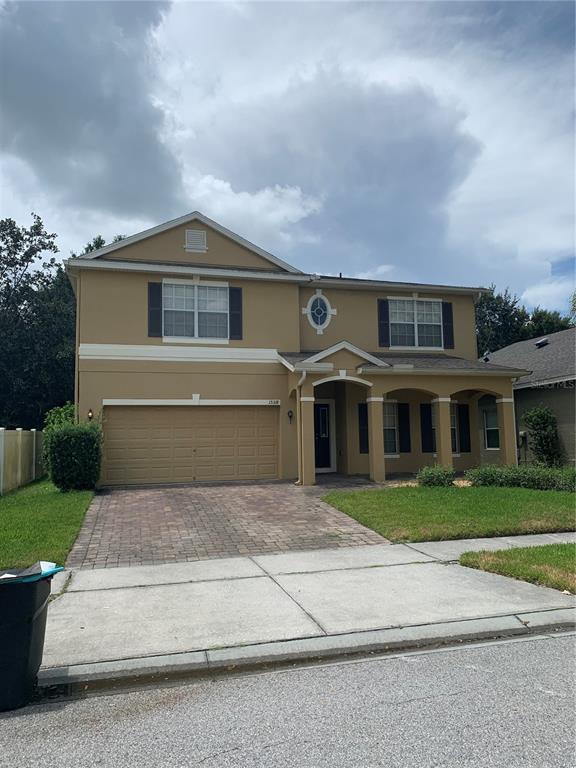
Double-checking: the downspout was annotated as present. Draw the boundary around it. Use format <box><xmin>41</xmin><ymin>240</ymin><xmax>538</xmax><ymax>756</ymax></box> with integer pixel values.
<box><xmin>296</xmin><ymin>371</ymin><xmax>307</xmax><ymax>485</ymax></box>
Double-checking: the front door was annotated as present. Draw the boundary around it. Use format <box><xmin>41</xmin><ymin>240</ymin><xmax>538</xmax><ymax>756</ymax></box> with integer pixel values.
<box><xmin>314</xmin><ymin>401</ymin><xmax>333</xmax><ymax>472</ymax></box>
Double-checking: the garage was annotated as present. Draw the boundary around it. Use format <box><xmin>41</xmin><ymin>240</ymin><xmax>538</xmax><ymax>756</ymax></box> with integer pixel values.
<box><xmin>101</xmin><ymin>405</ymin><xmax>279</xmax><ymax>486</ymax></box>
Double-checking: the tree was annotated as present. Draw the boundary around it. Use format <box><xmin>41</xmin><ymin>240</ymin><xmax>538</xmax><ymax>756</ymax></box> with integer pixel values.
<box><xmin>0</xmin><ymin>214</ymin><xmax>70</xmax><ymax>429</ymax></box>
<box><xmin>570</xmin><ymin>291</ymin><xmax>576</xmax><ymax>325</ymax></box>
<box><xmin>476</xmin><ymin>285</ymin><xmax>573</xmax><ymax>355</ymax></box>
<box><xmin>0</xmin><ymin>217</ymin><xmax>124</xmax><ymax>428</ymax></box>
<box><xmin>475</xmin><ymin>285</ymin><xmax>529</xmax><ymax>356</ymax></box>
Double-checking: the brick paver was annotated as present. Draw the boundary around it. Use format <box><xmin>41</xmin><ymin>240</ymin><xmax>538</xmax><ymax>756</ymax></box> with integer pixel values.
<box><xmin>66</xmin><ymin>478</ymin><xmax>386</xmax><ymax>569</ymax></box>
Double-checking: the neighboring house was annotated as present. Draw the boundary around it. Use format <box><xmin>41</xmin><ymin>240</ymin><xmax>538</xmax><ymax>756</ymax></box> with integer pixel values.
<box><xmin>65</xmin><ymin>211</ymin><xmax>527</xmax><ymax>486</ymax></box>
<box><xmin>485</xmin><ymin>328</ymin><xmax>575</xmax><ymax>465</ymax></box>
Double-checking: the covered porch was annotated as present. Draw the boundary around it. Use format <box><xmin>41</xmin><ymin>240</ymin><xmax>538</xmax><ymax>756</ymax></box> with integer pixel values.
<box><xmin>284</xmin><ymin>343</ymin><xmax>523</xmax><ymax>486</ymax></box>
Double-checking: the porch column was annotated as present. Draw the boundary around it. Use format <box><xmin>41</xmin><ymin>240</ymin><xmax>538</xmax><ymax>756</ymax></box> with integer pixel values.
<box><xmin>299</xmin><ymin>393</ymin><xmax>316</xmax><ymax>486</ymax></box>
<box><xmin>433</xmin><ymin>397</ymin><xmax>453</xmax><ymax>468</ymax></box>
<box><xmin>367</xmin><ymin>396</ymin><xmax>386</xmax><ymax>482</ymax></box>
<box><xmin>497</xmin><ymin>397</ymin><xmax>518</xmax><ymax>466</ymax></box>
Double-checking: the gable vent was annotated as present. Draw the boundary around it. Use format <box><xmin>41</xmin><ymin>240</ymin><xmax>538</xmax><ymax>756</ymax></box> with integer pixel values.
<box><xmin>534</xmin><ymin>337</ymin><xmax>549</xmax><ymax>348</ymax></box>
<box><xmin>185</xmin><ymin>229</ymin><xmax>207</xmax><ymax>252</ymax></box>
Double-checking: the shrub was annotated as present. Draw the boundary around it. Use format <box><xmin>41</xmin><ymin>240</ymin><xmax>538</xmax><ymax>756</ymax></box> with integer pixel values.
<box><xmin>417</xmin><ymin>465</ymin><xmax>456</xmax><ymax>487</ymax></box>
<box><xmin>523</xmin><ymin>406</ymin><xmax>564</xmax><ymax>466</ymax></box>
<box><xmin>43</xmin><ymin>402</ymin><xmax>75</xmax><ymax>472</ymax></box>
<box><xmin>465</xmin><ymin>465</ymin><xmax>576</xmax><ymax>492</ymax></box>
<box><xmin>49</xmin><ymin>423</ymin><xmax>102</xmax><ymax>491</ymax></box>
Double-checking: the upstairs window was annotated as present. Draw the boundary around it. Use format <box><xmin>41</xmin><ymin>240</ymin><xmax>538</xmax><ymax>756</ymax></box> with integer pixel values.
<box><xmin>389</xmin><ymin>299</ymin><xmax>443</xmax><ymax>348</ymax></box>
<box><xmin>163</xmin><ymin>282</ymin><xmax>228</xmax><ymax>339</ymax></box>
<box><xmin>185</xmin><ymin>229</ymin><xmax>207</xmax><ymax>252</ymax></box>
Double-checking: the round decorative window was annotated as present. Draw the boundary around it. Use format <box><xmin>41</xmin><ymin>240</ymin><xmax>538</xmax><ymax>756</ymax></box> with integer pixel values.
<box><xmin>310</xmin><ymin>296</ymin><xmax>329</xmax><ymax>327</ymax></box>
<box><xmin>303</xmin><ymin>291</ymin><xmax>336</xmax><ymax>334</ymax></box>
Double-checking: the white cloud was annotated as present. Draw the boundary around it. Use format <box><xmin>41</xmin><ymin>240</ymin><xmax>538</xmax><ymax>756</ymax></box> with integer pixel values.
<box><xmin>522</xmin><ymin>279</ymin><xmax>575</xmax><ymax>312</ymax></box>
<box><xmin>354</xmin><ymin>264</ymin><xmax>395</xmax><ymax>280</ymax></box>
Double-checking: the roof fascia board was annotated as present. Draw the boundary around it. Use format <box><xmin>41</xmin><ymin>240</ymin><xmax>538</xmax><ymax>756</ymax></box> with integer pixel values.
<box><xmin>66</xmin><ymin>257</ymin><xmax>485</xmax><ymax>296</ymax></box>
<box><xmin>357</xmin><ymin>367</ymin><xmax>530</xmax><ymax>377</ymax></box>
<box><xmin>66</xmin><ymin>258</ymin><xmax>307</xmax><ymax>283</ymax></box>
<box><xmin>77</xmin><ymin>210</ymin><xmax>301</xmax><ymax>274</ymax></box>
<box><xmin>300</xmin><ymin>341</ymin><xmax>390</xmax><ymax>367</ymax></box>
<box><xmin>514</xmin><ymin>375</ymin><xmax>576</xmax><ymax>390</ymax></box>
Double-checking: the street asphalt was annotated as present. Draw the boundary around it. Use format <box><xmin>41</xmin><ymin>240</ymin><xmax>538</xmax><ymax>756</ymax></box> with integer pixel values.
<box><xmin>3</xmin><ymin>633</ymin><xmax>575</xmax><ymax>767</ymax></box>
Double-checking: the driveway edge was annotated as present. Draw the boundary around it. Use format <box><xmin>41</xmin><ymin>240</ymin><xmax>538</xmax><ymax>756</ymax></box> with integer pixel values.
<box><xmin>37</xmin><ymin>607</ymin><xmax>575</xmax><ymax>700</ymax></box>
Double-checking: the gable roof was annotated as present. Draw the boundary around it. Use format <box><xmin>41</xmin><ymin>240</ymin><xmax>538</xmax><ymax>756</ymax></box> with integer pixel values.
<box><xmin>484</xmin><ymin>328</ymin><xmax>575</xmax><ymax>388</ymax></box>
<box><xmin>301</xmin><ymin>341</ymin><xmax>390</xmax><ymax>367</ymax></box>
<box><xmin>77</xmin><ymin>211</ymin><xmax>302</xmax><ymax>274</ymax></box>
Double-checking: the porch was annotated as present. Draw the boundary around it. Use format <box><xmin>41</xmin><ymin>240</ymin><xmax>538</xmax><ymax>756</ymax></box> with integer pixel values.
<box><xmin>288</xmin><ymin>354</ymin><xmax>520</xmax><ymax>486</ymax></box>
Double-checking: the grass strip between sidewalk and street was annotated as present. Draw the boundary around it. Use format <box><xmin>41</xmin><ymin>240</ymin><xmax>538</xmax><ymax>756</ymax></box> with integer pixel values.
<box><xmin>324</xmin><ymin>486</ymin><xmax>575</xmax><ymax>542</ymax></box>
<box><xmin>0</xmin><ymin>479</ymin><xmax>93</xmax><ymax>569</ymax></box>
<box><xmin>460</xmin><ymin>543</ymin><xmax>576</xmax><ymax>594</ymax></box>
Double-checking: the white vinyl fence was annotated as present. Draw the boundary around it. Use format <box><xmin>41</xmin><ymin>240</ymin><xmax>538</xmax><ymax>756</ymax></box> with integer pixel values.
<box><xmin>0</xmin><ymin>428</ymin><xmax>45</xmax><ymax>496</ymax></box>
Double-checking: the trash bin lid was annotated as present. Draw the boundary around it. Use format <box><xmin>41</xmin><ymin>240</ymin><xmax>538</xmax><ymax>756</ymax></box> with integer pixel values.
<box><xmin>0</xmin><ymin>561</ymin><xmax>63</xmax><ymax>585</ymax></box>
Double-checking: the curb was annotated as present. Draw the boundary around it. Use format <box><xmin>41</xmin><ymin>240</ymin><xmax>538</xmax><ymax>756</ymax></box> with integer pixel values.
<box><xmin>37</xmin><ymin>607</ymin><xmax>575</xmax><ymax>700</ymax></box>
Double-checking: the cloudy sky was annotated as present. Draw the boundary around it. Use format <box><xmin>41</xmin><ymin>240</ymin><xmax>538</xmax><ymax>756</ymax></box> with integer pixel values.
<box><xmin>1</xmin><ymin>1</ymin><xmax>574</xmax><ymax>310</ymax></box>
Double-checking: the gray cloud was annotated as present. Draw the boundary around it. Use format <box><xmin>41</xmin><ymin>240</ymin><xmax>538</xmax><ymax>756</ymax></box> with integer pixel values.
<box><xmin>189</xmin><ymin>68</ymin><xmax>481</xmax><ymax>279</ymax></box>
<box><xmin>0</xmin><ymin>1</ymin><xmax>184</xmax><ymax>220</ymax></box>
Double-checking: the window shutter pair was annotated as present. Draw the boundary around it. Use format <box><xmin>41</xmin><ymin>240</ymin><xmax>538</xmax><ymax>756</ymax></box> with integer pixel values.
<box><xmin>378</xmin><ymin>298</ymin><xmax>454</xmax><ymax>349</ymax></box>
<box><xmin>147</xmin><ymin>283</ymin><xmax>243</xmax><ymax>340</ymax></box>
<box><xmin>358</xmin><ymin>402</ymin><xmax>411</xmax><ymax>454</ymax></box>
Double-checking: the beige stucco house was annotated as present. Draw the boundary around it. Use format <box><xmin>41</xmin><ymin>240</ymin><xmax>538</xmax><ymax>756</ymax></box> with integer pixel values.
<box><xmin>65</xmin><ymin>212</ymin><xmax>527</xmax><ymax>487</ymax></box>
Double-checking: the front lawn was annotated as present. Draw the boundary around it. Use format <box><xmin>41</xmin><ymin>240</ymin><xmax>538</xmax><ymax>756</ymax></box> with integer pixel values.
<box><xmin>324</xmin><ymin>486</ymin><xmax>575</xmax><ymax>542</ymax></box>
<box><xmin>0</xmin><ymin>479</ymin><xmax>93</xmax><ymax>569</ymax></box>
<box><xmin>461</xmin><ymin>544</ymin><xmax>576</xmax><ymax>594</ymax></box>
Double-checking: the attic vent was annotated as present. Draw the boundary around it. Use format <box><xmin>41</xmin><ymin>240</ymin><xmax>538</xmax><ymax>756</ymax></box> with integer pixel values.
<box><xmin>185</xmin><ymin>229</ymin><xmax>207</xmax><ymax>252</ymax></box>
<box><xmin>534</xmin><ymin>337</ymin><xmax>549</xmax><ymax>348</ymax></box>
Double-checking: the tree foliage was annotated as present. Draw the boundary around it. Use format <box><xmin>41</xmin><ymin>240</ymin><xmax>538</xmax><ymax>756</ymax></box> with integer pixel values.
<box><xmin>522</xmin><ymin>405</ymin><xmax>564</xmax><ymax>467</ymax></box>
<box><xmin>476</xmin><ymin>285</ymin><xmax>573</xmax><ymax>355</ymax></box>
<box><xmin>0</xmin><ymin>214</ymin><xmax>74</xmax><ymax>429</ymax></box>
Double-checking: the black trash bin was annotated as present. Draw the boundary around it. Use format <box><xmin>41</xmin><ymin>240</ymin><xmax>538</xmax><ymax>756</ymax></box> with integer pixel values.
<box><xmin>0</xmin><ymin>574</ymin><xmax>52</xmax><ymax>711</ymax></box>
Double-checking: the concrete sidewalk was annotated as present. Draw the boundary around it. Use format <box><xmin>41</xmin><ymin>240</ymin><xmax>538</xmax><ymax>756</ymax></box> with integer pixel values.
<box><xmin>41</xmin><ymin>532</ymin><xmax>575</xmax><ymax>691</ymax></box>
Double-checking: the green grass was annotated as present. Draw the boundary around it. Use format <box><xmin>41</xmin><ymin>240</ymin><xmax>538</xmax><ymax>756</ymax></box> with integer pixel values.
<box><xmin>0</xmin><ymin>479</ymin><xmax>93</xmax><ymax>569</ymax></box>
<box><xmin>461</xmin><ymin>544</ymin><xmax>576</xmax><ymax>594</ymax></box>
<box><xmin>324</xmin><ymin>486</ymin><xmax>576</xmax><ymax>542</ymax></box>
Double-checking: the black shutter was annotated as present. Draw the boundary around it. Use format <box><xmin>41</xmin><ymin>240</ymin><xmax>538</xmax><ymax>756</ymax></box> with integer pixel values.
<box><xmin>378</xmin><ymin>299</ymin><xmax>390</xmax><ymax>347</ymax></box>
<box><xmin>442</xmin><ymin>302</ymin><xmax>454</xmax><ymax>349</ymax></box>
<box><xmin>458</xmin><ymin>403</ymin><xmax>471</xmax><ymax>453</ymax></box>
<box><xmin>420</xmin><ymin>403</ymin><xmax>434</xmax><ymax>453</ymax></box>
<box><xmin>398</xmin><ymin>403</ymin><xmax>411</xmax><ymax>453</ymax></box>
<box><xmin>229</xmin><ymin>287</ymin><xmax>243</xmax><ymax>340</ymax></box>
<box><xmin>358</xmin><ymin>403</ymin><xmax>369</xmax><ymax>454</ymax></box>
<box><xmin>148</xmin><ymin>282</ymin><xmax>162</xmax><ymax>337</ymax></box>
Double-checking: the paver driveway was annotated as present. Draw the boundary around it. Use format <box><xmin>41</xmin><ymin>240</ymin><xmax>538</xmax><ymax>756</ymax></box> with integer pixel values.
<box><xmin>66</xmin><ymin>478</ymin><xmax>385</xmax><ymax>569</ymax></box>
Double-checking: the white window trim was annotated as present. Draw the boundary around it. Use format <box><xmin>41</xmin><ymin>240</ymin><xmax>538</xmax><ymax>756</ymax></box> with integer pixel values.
<box><xmin>483</xmin><ymin>409</ymin><xmax>500</xmax><ymax>450</ymax></box>
<box><xmin>383</xmin><ymin>401</ymin><xmax>399</xmax><ymax>456</ymax></box>
<box><xmin>302</xmin><ymin>289</ymin><xmax>337</xmax><ymax>335</ymax></box>
<box><xmin>162</xmin><ymin>279</ymin><xmax>229</xmax><ymax>342</ymax></box>
<box><xmin>389</xmin><ymin>298</ymin><xmax>444</xmax><ymax>350</ymax></box>
<box><xmin>450</xmin><ymin>403</ymin><xmax>459</xmax><ymax>455</ymax></box>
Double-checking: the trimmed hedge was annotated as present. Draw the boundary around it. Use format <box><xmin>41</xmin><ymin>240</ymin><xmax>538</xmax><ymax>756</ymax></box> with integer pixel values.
<box><xmin>417</xmin><ymin>465</ymin><xmax>455</xmax><ymax>487</ymax></box>
<box><xmin>465</xmin><ymin>465</ymin><xmax>576</xmax><ymax>492</ymax></box>
<box><xmin>49</xmin><ymin>423</ymin><xmax>102</xmax><ymax>491</ymax></box>
<box><xmin>43</xmin><ymin>402</ymin><xmax>75</xmax><ymax>473</ymax></box>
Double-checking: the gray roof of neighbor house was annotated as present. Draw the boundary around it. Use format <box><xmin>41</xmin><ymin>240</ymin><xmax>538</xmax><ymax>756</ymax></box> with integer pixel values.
<box><xmin>484</xmin><ymin>327</ymin><xmax>576</xmax><ymax>388</ymax></box>
<box><xmin>280</xmin><ymin>351</ymin><xmax>526</xmax><ymax>375</ymax></box>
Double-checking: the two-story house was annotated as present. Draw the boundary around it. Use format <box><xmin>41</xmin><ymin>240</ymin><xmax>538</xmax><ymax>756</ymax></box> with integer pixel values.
<box><xmin>65</xmin><ymin>212</ymin><xmax>526</xmax><ymax>487</ymax></box>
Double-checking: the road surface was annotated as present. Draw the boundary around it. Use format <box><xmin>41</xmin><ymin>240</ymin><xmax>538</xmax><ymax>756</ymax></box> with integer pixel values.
<box><xmin>2</xmin><ymin>633</ymin><xmax>575</xmax><ymax>767</ymax></box>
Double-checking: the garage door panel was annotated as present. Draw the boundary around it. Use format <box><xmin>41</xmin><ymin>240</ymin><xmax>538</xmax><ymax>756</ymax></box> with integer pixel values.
<box><xmin>102</xmin><ymin>405</ymin><xmax>279</xmax><ymax>485</ymax></box>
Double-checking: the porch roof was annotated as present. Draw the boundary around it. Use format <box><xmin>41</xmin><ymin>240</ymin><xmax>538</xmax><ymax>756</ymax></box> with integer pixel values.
<box><xmin>280</xmin><ymin>350</ymin><xmax>528</xmax><ymax>376</ymax></box>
